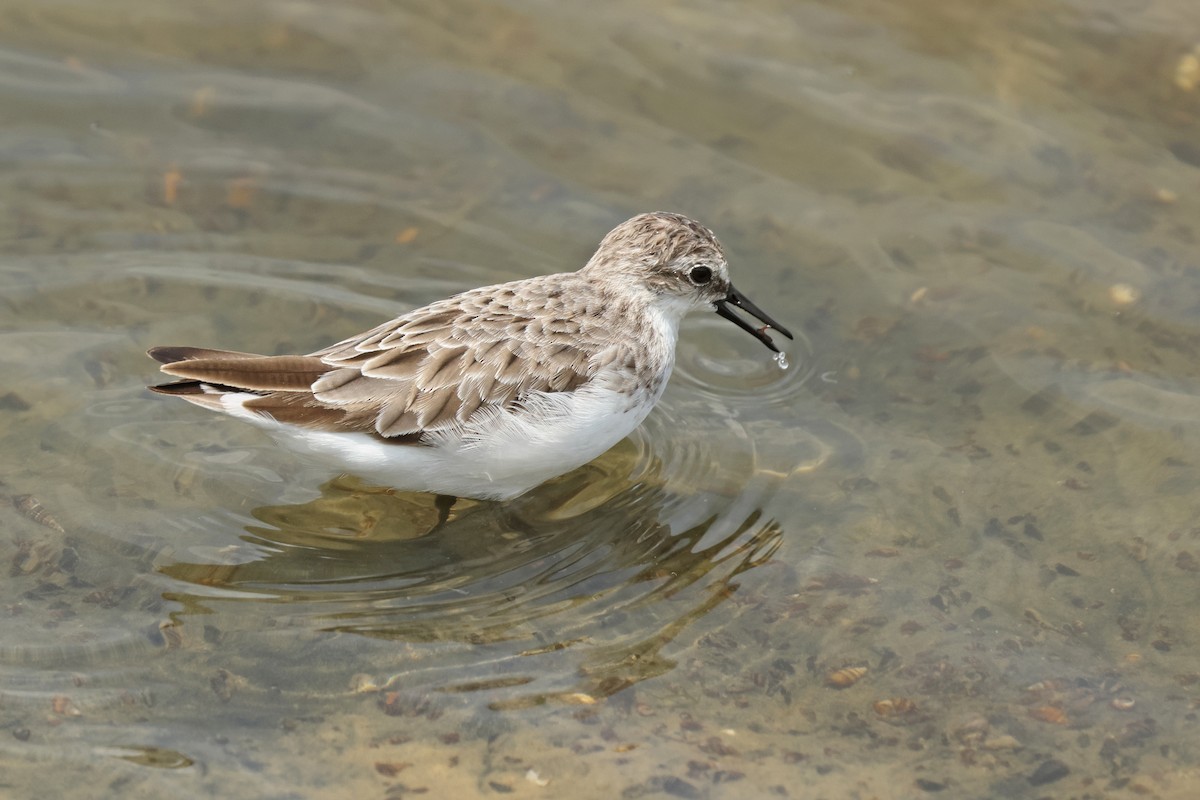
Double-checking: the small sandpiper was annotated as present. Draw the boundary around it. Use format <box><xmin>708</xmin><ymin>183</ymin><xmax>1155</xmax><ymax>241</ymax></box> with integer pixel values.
<box><xmin>149</xmin><ymin>212</ymin><xmax>792</xmax><ymax>500</ymax></box>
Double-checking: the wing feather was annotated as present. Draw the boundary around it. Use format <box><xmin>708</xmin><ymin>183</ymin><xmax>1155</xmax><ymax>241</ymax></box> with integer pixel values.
<box><xmin>151</xmin><ymin>273</ymin><xmax>620</xmax><ymax>445</ymax></box>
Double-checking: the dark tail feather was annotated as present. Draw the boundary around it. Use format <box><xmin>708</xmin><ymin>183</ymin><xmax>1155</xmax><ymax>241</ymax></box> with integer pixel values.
<box><xmin>149</xmin><ymin>380</ymin><xmax>225</xmax><ymax>395</ymax></box>
<box><xmin>147</xmin><ymin>378</ymin><xmax>233</xmax><ymax>411</ymax></box>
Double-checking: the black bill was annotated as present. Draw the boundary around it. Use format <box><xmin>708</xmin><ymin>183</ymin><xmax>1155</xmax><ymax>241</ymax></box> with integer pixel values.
<box><xmin>714</xmin><ymin>285</ymin><xmax>794</xmax><ymax>354</ymax></box>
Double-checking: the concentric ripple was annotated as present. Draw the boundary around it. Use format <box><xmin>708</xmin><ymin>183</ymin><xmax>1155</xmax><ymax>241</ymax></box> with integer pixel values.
<box><xmin>673</xmin><ymin>314</ymin><xmax>816</xmax><ymax>405</ymax></box>
<box><xmin>152</xmin><ymin>454</ymin><xmax>785</xmax><ymax>705</ymax></box>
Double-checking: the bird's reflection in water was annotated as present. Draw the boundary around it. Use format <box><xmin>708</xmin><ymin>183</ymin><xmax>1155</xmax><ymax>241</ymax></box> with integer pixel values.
<box><xmin>158</xmin><ymin>444</ymin><xmax>784</xmax><ymax>708</ymax></box>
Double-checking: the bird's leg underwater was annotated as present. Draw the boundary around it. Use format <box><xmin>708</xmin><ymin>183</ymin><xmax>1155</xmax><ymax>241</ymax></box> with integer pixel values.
<box><xmin>434</xmin><ymin>494</ymin><xmax>458</xmax><ymax>527</ymax></box>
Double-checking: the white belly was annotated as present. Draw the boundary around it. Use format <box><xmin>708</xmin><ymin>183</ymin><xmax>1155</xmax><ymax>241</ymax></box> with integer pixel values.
<box><xmin>227</xmin><ymin>384</ymin><xmax>654</xmax><ymax>500</ymax></box>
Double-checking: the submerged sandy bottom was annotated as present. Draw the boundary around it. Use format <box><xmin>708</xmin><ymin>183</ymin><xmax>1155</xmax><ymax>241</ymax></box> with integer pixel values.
<box><xmin>2</xmin><ymin>0</ymin><xmax>1200</xmax><ymax>797</ymax></box>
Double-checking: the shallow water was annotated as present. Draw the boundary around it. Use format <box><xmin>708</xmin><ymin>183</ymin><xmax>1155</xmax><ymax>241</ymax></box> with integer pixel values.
<box><xmin>2</xmin><ymin>0</ymin><xmax>1200</xmax><ymax>797</ymax></box>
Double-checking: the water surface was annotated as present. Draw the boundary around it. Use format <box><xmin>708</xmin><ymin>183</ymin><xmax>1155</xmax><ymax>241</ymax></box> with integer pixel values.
<box><xmin>2</xmin><ymin>1</ymin><xmax>1200</xmax><ymax>797</ymax></box>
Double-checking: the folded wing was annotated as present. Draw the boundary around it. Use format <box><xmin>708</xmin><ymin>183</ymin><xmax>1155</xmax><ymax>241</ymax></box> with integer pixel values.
<box><xmin>149</xmin><ymin>287</ymin><xmax>600</xmax><ymax>444</ymax></box>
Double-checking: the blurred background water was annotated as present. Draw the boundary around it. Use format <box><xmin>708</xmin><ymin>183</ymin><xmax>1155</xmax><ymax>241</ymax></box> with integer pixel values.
<box><xmin>2</xmin><ymin>0</ymin><xmax>1199</xmax><ymax>797</ymax></box>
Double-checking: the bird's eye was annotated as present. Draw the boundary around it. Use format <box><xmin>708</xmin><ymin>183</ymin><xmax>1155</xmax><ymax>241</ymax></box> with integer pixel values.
<box><xmin>689</xmin><ymin>266</ymin><xmax>713</xmax><ymax>285</ymax></box>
